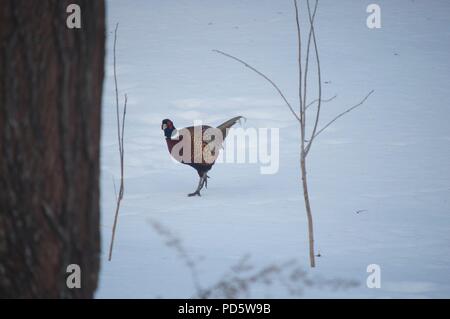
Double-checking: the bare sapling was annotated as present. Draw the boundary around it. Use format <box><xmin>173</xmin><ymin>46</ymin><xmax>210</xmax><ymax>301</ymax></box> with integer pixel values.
<box><xmin>108</xmin><ymin>23</ymin><xmax>128</xmax><ymax>261</ymax></box>
<box><xmin>214</xmin><ymin>0</ymin><xmax>374</xmax><ymax>267</ymax></box>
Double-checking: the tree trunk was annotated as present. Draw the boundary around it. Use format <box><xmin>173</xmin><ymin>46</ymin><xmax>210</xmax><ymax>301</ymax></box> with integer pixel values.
<box><xmin>0</xmin><ymin>0</ymin><xmax>105</xmax><ymax>298</ymax></box>
<box><xmin>301</xmin><ymin>154</ymin><xmax>316</xmax><ymax>268</ymax></box>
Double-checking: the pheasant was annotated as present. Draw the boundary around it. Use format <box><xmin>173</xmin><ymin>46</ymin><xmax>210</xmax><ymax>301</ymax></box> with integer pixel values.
<box><xmin>161</xmin><ymin>116</ymin><xmax>243</xmax><ymax>196</ymax></box>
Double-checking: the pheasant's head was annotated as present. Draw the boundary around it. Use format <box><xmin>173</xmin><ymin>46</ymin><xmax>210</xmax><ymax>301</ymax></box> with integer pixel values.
<box><xmin>161</xmin><ymin>119</ymin><xmax>176</xmax><ymax>139</ymax></box>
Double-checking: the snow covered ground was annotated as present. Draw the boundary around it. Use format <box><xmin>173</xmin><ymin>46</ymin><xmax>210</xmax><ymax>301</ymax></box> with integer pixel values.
<box><xmin>96</xmin><ymin>0</ymin><xmax>450</xmax><ymax>298</ymax></box>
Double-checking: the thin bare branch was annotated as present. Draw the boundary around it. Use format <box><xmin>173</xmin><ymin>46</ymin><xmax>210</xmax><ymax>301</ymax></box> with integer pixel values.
<box><xmin>109</xmin><ymin>191</ymin><xmax>122</xmax><ymax>261</ymax></box>
<box><xmin>301</xmin><ymin>0</ymin><xmax>319</xmax><ymax>121</ymax></box>
<box><xmin>119</xmin><ymin>94</ymin><xmax>127</xmax><ymax>199</ymax></box>
<box><xmin>293</xmin><ymin>0</ymin><xmax>303</xmax><ymax>124</ymax></box>
<box><xmin>305</xmin><ymin>0</ymin><xmax>322</xmax><ymax>156</ymax></box>
<box><xmin>121</xmin><ymin>94</ymin><xmax>127</xmax><ymax>153</ymax></box>
<box><xmin>112</xmin><ymin>176</ymin><xmax>118</xmax><ymax>202</ymax></box>
<box><xmin>113</xmin><ymin>23</ymin><xmax>122</xmax><ymax>156</ymax></box>
<box><xmin>306</xmin><ymin>90</ymin><xmax>375</xmax><ymax>154</ymax></box>
<box><xmin>109</xmin><ymin>23</ymin><xmax>127</xmax><ymax>261</ymax></box>
<box><xmin>305</xmin><ymin>94</ymin><xmax>337</xmax><ymax>111</ymax></box>
<box><xmin>149</xmin><ymin>220</ymin><xmax>204</xmax><ymax>296</ymax></box>
<box><xmin>212</xmin><ymin>49</ymin><xmax>300</xmax><ymax>122</ymax></box>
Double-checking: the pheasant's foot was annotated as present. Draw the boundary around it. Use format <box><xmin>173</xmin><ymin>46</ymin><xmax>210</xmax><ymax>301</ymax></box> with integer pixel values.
<box><xmin>188</xmin><ymin>174</ymin><xmax>208</xmax><ymax>197</ymax></box>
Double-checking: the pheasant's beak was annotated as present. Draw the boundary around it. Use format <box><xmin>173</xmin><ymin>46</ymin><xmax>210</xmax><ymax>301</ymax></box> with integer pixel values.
<box><xmin>162</xmin><ymin>124</ymin><xmax>167</xmax><ymax>130</ymax></box>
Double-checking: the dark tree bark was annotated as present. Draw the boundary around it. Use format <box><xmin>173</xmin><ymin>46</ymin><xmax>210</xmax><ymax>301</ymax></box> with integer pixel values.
<box><xmin>0</xmin><ymin>0</ymin><xmax>105</xmax><ymax>298</ymax></box>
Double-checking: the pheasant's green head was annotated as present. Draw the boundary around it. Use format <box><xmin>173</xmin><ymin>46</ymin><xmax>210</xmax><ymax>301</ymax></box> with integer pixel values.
<box><xmin>161</xmin><ymin>119</ymin><xmax>176</xmax><ymax>139</ymax></box>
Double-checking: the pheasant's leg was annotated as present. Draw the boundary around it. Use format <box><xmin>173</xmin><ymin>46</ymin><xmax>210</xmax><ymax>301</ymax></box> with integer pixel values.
<box><xmin>204</xmin><ymin>174</ymin><xmax>210</xmax><ymax>189</ymax></box>
<box><xmin>188</xmin><ymin>177</ymin><xmax>203</xmax><ymax>197</ymax></box>
<box><xmin>188</xmin><ymin>174</ymin><xmax>206</xmax><ymax>197</ymax></box>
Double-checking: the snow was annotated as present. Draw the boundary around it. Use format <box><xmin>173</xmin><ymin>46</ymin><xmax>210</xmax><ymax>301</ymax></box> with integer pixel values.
<box><xmin>96</xmin><ymin>0</ymin><xmax>450</xmax><ymax>298</ymax></box>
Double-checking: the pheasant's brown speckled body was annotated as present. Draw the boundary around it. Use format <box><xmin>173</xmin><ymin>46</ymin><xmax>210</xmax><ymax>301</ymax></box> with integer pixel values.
<box><xmin>162</xmin><ymin>116</ymin><xmax>243</xmax><ymax>196</ymax></box>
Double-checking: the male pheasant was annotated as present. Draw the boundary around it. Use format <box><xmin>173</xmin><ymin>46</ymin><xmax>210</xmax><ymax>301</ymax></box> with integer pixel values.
<box><xmin>161</xmin><ymin>116</ymin><xmax>243</xmax><ymax>196</ymax></box>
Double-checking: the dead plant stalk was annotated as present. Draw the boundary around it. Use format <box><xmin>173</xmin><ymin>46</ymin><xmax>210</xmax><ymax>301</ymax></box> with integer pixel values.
<box><xmin>108</xmin><ymin>23</ymin><xmax>128</xmax><ymax>261</ymax></box>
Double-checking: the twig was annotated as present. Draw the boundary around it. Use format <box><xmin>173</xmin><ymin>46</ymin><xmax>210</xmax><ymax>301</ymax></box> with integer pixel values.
<box><xmin>119</xmin><ymin>93</ymin><xmax>127</xmax><ymax>198</ymax></box>
<box><xmin>108</xmin><ymin>23</ymin><xmax>127</xmax><ymax>261</ymax></box>
<box><xmin>212</xmin><ymin>49</ymin><xmax>300</xmax><ymax>122</ymax></box>
<box><xmin>294</xmin><ymin>0</ymin><xmax>303</xmax><ymax>123</ymax></box>
<box><xmin>112</xmin><ymin>176</ymin><xmax>118</xmax><ymax>202</ymax></box>
<box><xmin>301</xmin><ymin>0</ymin><xmax>319</xmax><ymax>121</ymax></box>
<box><xmin>306</xmin><ymin>89</ymin><xmax>374</xmax><ymax>150</ymax></box>
<box><xmin>149</xmin><ymin>219</ymin><xmax>203</xmax><ymax>296</ymax></box>
<box><xmin>113</xmin><ymin>23</ymin><xmax>122</xmax><ymax>156</ymax></box>
<box><xmin>304</xmin><ymin>94</ymin><xmax>337</xmax><ymax>111</ymax></box>
<box><xmin>150</xmin><ymin>220</ymin><xmax>358</xmax><ymax>298</ymax></box>
<box><xmin>305</xmin><ymin>0</ymin><xmax>322</xmax><ymax>155</ymax></box>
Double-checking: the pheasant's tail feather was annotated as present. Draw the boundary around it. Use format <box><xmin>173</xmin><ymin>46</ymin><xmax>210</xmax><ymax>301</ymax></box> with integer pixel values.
<box><xmin>217</xmin><ymin>116</ymin><xmax>246</xmax><ymax>140</ymax></box>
